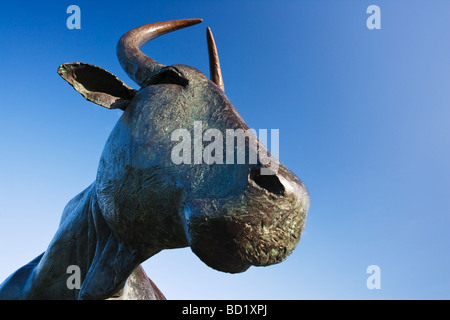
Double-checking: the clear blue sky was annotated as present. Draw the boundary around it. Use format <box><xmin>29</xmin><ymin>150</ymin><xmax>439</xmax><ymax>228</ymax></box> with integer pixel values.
<box><xmin>0</xmin><ymin>0</ymin><xmax>449</xmax><ymax>299</ymax></box>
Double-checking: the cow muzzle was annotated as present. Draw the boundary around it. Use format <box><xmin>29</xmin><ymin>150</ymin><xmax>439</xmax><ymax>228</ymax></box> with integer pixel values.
<box><xmin>185</xmin><ymin>166</ymin><xmax>309</xmax><ymax>273</ymax></box>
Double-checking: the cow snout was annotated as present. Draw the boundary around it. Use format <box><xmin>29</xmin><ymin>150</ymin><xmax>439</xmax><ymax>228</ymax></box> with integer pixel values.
<box><xmin>186</xmin><ymin>164</ymin><xmax>309</xmax><ymax>274</ymax></box>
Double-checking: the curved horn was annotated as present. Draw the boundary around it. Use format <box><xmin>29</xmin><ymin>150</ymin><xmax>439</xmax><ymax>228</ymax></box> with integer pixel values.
<box><xmin>117</xmin><ymin>19</ymin><xmax>203</xmax><ymax>87</ymax></box>
<box><xmin>206</xmin><ymin>27</ymin><xmax>224</xmax><ymax>92</ymax></box>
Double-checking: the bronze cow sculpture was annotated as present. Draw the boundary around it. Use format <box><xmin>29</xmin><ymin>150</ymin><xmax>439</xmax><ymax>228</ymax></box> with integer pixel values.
<box><xmin>0</xmin><ymin>19</ymin><xmax>309</xmax><ymax>300</ymax></box>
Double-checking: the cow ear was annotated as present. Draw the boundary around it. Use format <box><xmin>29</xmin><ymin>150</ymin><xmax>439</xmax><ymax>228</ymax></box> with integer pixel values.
<box><xmin>58</xmin><ymin>62</ymin><xmax>137</xmax><ymax>110</ymax></box>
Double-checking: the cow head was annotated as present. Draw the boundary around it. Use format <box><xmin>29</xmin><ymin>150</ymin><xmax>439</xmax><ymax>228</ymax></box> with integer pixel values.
<box><xmin>58</xmin><ymin>19</ymin><xmax>309</xmax><ymax>274</ymax></box>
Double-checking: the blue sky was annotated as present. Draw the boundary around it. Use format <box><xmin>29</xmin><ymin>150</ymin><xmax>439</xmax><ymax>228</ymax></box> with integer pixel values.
<box><xmin>0</xmin><ymin>0</ymin><xmax>449</xmax><ymax>299</ymax></box>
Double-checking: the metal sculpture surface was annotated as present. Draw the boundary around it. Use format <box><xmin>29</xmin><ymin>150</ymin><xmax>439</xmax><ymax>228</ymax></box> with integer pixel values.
<box><xmin>0</xmin><ymin>19</ymin><xmax>310</xmax><ymax>300</ymax></box>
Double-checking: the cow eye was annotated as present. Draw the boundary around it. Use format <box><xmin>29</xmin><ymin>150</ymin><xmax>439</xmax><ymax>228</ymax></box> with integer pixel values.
<box><xmin>144</xmin><ymin>67</ymin><xmax>189</xmax><ymax>87</ymax></box>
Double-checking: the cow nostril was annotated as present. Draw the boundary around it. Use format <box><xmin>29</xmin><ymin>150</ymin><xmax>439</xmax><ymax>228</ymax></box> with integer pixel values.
<box><xmin>249</xmin><ymin>168</ymin><xmax>285</xmax><ymax>196</ymax></box>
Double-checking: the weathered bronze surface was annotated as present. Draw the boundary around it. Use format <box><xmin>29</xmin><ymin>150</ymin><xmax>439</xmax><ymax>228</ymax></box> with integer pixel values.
<box><xmin>108</xmin><ymin>265</ymin><xmax>166</xmax><ymax>300</ymax></box>
<box><xmin>0</xmin><ymin>19</ymin><xmax>309</xmax><ymax>300</ymax></box>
